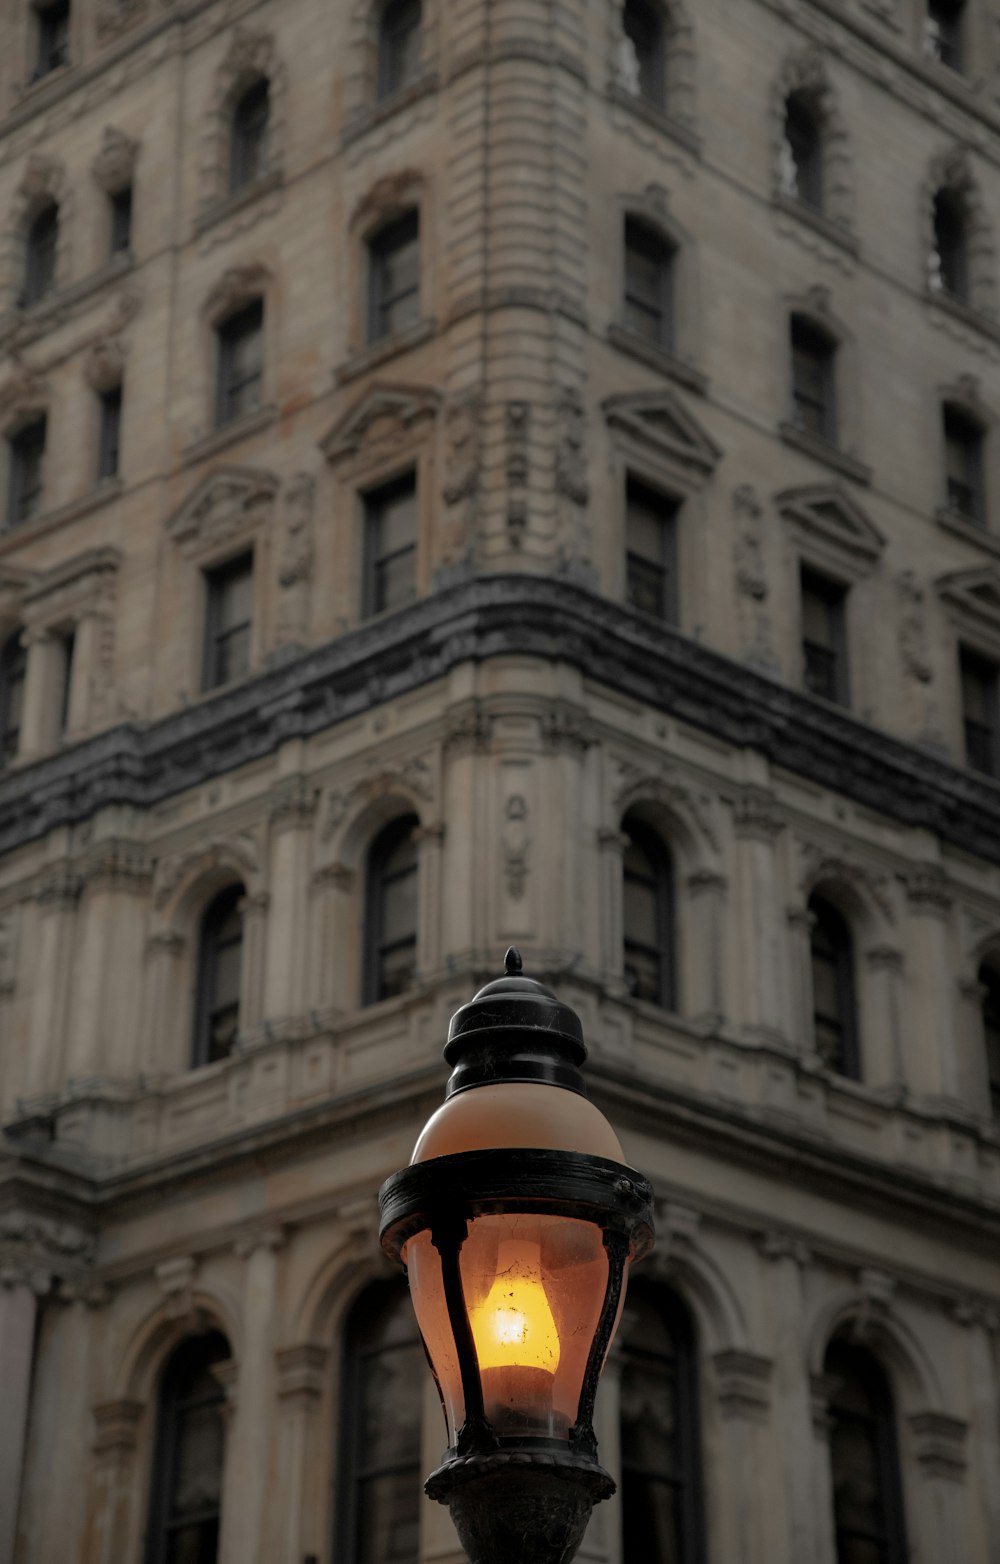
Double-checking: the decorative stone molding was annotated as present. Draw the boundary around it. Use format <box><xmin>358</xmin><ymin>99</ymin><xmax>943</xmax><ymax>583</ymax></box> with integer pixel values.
<box><xmin>234</xmin><ymin>1224</ymin><xmax>285</xmax><ymax>1261</ymax></box>
<box><xmin>797</xmin><ymin>842</ymin><xmax>896</xmax><ymax>926</ymax></box>
<box><xmin>312</xmin><ymin>862</ymin><xmax>356</xmax><ymax>892</ymax></box>
<box><xmin>199</xmin><ymin>27</ymin><xmax>289</xmax><ymax>212</ymax></box>
<box><xmin>777</xmin><ymin>483</ymin><xmax>885</xmax><ymax>568</ymax></box>
<box><xmin>275</xmin><ymin>1342</ymin><xmax>328</xmax><ymax>1406</ymax></box>
<box><xmin>0</xmin><ymin>361</ymin><xmax>48</xmax><ymax>435</ymax></box>
<box><xmin>0</xmin><ymin>1209</ymin><xmax>93</xmax><ymax>1296</ymax></box>
<box><xmin>909</xmin><ymin>1411</ymin><xmax>968</xmax><ymax>1480</ymax></box>
<box><xmin>166</xmin><ymin>467</ymin><xmax>279</xmax><ymax>561</ymax></box>
<box><xmin>937</xmin><ymin>565</ymin><xmax>1000</xmax><ymax>651</ymax></box>
<box><xmin>921</xmin><ymin>144</ymin><xmax>997</xmax><ymax>321</ymax></box>
<box><xmin>78</xmin><ymin>839</ymin><xmax>152</xmax><ymax>896</ymax></box>
<box><xmin>321</xmin><ymin>382</ymin><xmax>440</xmax><ymax>474</ymax></box>
<box><xmin>732</xmin><ymin>484</ymin><xmax>776</xmax><ymax>672</ymax></box>
<box><xmin>154</xmin><ymin>1255</ymin><xmax>199</xmax><ymax>1322</ymax></box>
<box><xmin>343</xmin><ymin>0</ymin><xmax>441</xmax><ymax>124</ymax></box>
<box><xmin>91</xmin><ymin>128</ymin><xmax>139</xmax><ymax>196</ymax></box>
<box><xmin>603</xmin><ymin>388</ymin><xmax>721</xmax><ymax>481</ymax></box>
<box><xmin>440</xmin><ymin>388</ymin><xmax>483</xmax><ymax>568</ymax></box>
<box><xmin>505</xmin><ymin>400</ymin><xmax>530</xmax><ymax>550</ymax></box>
<box><xmin>851</xmin><ymin>1266</ymin><xmax>896</xmax><ymax>1340</ymax></box>
<box><xmin>502</xmin><ymin>793</ymin><xmax>530</xmax><ymax>900</ymax></box>
<box><xmin>731</xmin><ymin>785</ymin><xmax>784</xmax><ymax>842</ymax></box>
<box><xmin>91</xmin><ymin>1398</ymin><xmax>144</xmax><ymax>1457</ymax></box>
<box><xmin>771</xmin><ymin>48</ymin><xmax>855</xmax><ymax>231</ymax></box>
<box><xmin>756</xmin><ymin>1229</ymin><xmax>811</xmax><ymax>1267</ymax></box>
<box><xmin>903</xmin><ymin>863</ymin><xmax>954</xmax><ymax>916</ymax></box>
<box><xmin>35</xmin><ymin>864</ymin><xmax>82</xmax><ymax>910</ymax></box>
<box><xmin>712</xmin><ymin>1349</ymin><xmax>772</xmax><ymax>1421</ymax></box>
<box><xmin>152</xmin><ymin>832</ymin><xmax>261</xmax><ymax>911</ymax></box>
<box><xmin>539</xmin><ymin>701</ymin><xmax>594</xmax><ymax>755</ymax></box>
<box><xmin>83</xmin><ymin>334</ymin><xmax>127</xmax><ymax>394</ymax></box>
<box><xmin>613</xmin><ymin>761</ymin><xmax>720</xmax><ymax>854</ymax></box>
<box><xmin>896</xmin><ymin>570</ymin><xmax>934</xmax><ymax>687</ymax></box>
<box><xmin>350</xmin><ymin>167</ymin><xmax>424</xmax><ymax>239</ymax></box>
<box><xmin>275</xmin><ymin>473</ymin><xmax>315</xmax><ymax>649</ymax></box>
<box><xmin>2</xmin><ymin>154</ymin><xmax>73</xmax><ymax>309</ymax></box>
<box><xmin>268</xmin><ymin>775</ymin><xmax>317</xmax><ymax>829</ymax></box>
<box><xmin>320</xmin><ymin>756</ymin><xmax>433</xmax><ymax>844</ymax></box>
<box><xmin>203</xmin><ymin>262</ymin><xmax>272</xmax><ymax>327</ymax></box>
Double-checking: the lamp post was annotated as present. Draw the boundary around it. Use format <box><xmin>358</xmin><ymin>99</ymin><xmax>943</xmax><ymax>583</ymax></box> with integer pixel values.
<box><xmin>378</xmin><ymin>949</ymin><xmax>654</xmax><ymax>1564</ymax></box>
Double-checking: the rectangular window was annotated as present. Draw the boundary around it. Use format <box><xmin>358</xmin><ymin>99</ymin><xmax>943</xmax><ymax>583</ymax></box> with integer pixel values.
<box><xmin>97</xmin><ymin>385</ymin><xmax>122</xmax><ymax>481</ymax></box>
<box><xmin>203</xmin><ymin>554</ymin><xmax>253</xmax><ymax>690</ymax></box>
<box><xmin>368</xmin><ymin>213</ymin><xmax>420</xmax><ymax>343</ymax></box>
<box><xmin>7</xmin><ymin>418</ymin><xmax>46</xmax><ymax>528</ymax></box>
<box><xmin>216</xmin><ymin>300</ymin><xmax>263</xmax><ymax>426</ymax></box>
<box><xmin>943</xmin><ymin>406</ymin><xmax>985</xmax><ymax>524</ymax></box>
<box><xmin>791</xmin><ymin>318</ymin><xmax>837</xmax><ymax>444</ymax></box>
<box><xmin>109</xmin><ymin>187</ymin><xmax>132</xmax><ymax>257</ymax></box>
<box><xmin>363</xmin><ymin>473</ymin><xmax>418</xmax><ymax>617</ymax></box>
<box><xmin>0</xmin><ymin>635</ymin><xmax>26</xmax><ymax>767</ymax></box>
<box><xmin>960</xmin><ymin>647</ymin><xmax>1000</xmax><ymax>776</ymax></box>
<box><xmin>625</xmin><ymin>478</ymin><xmax>678</xmax><ymax>622</ymax></box>
<box><xmin>35</xmin><ymin>0</ymin><xmax>69</xmax><ymax>77</ymax></box>
<box><xmin>623</xmin><ymin>218</ymin><xmax>672</xmax><ymax>348</ymax></box>
<box><xmin>925</xmin><ymin>0</ymin><xmax>964</xmax><ymax>70</ymax></box>
<box><xmin>57</xmin><ymin>630</ymin><xmax>75</xmax><ymax>738</ymax></box>
<box><xmin>801</xmin><ymin>569</ymin><xmax>849</xmax><ymax>706</ymax></box>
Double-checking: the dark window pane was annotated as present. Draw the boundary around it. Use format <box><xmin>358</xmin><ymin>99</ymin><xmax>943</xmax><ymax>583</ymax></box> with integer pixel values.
<box><xmin>782</xmin><ymin>95</ymin><xmax>823</xmax><ymax>210</ymax></box>
<box><xmin>216</xmin><ymin>300</ymin><xmax>263</xmax><ymax>426</ymax></box>
<box><xmin>230</xmin><ymin>79</ymin><xmax>270</xmax><ymax>192</ymax></box>
<box><xmin>961</xmin><ymin>649</ymin><xmax>999</xmax><ymax>776</ymax></box>
<box><xmin>364</xmin><ymin>816</ymin><xmax>418</xmax><ymax>1004</ymax></box>
<box><xmin>58</xmin><ymin>632</ymin><xmax>74</xmax><ymax>738</ymax></box>
<box><xmin>943</xmin><ymin>405</ymin><xmax>984</xmax><ymax>522</ymax></box>
<box><xmin>801</xmin><ymin>572</ymin><xmax>848</xmax><ymax>706</ymax></box>
<box><xmin>204</xmin><ymin>554</ymin><xmax>253</xmax><ymax>692</ymax></box>
<box><xmin>809</xmin><ymin>896</ymin><xmax>858</xmax><ymax>1077</ymax></box>
<box><xmin>8</xmin><ymin>418</ymin><xmax>47</xmax><ymax>528</ymax></box>
<box><xmin>824</xmin><ymin>1340</ymin><xmax>905</xmax><ymax>1564</ymax></box>
<box><xmin>110</xmin><ymin>187</ymin><xmax>133</xmax><ymax>256</ymax></box>
<box><xmin>622</xmin><ymin>817</ymin><xmax>674</xmax><ymax>1008</ymax></box>
<box><xmin>624</xmin><ymin>217</ymin><xmax>672</xmax><ymax>347</ymax></box>
<box><xmin>193</xmin><ymin>886</ymin><xmax>244</xmax><ymax>1067</ymax></box>
<box><xmin>626</xmin><ymin>480</ymin><xmax>677</xmax><ymax>622</ymax></box>
<box><xmin>791</xmin><ymin>317</ymin><xmax>836</xmax><ymax>443</ymax></box>
<box><xmin>147</xmin><ymin>1333</ymin><xmax>230</xmax><ymax>1564</ymax></box>
<box><xmin>365</xmin><ymin>474</ymin><xmax>417</xmax><ymax>617</ymax></box>
<box><xmin>35</xmin><ymin>0</ymin><xmax>69</xmax><ymax>77</ymax></box>
<box><xmin>378</xmin><ymin>0</ymin><xmax>423</xmax><ymax>98</ymax></box>
<box><xmin>98</xmin><ymin>385</ymin><xmax>123</xmax><ymax>480</ymax></box>
<box><xmin>621</xmin><ymin>0</ymin><xmax>665</xmax><ymax>108</ymax></box>
<box><xmin>369</xmin><ymin>212</ymin><xmax>420</xmax><ymax>342</ymax></box>
<box><xmin>929</xmin><ymin>190</ymin><xmax>968</xmax><ymax>300</ymax></box>
<box><xmin>979</xmin><ymin>963</ymin><xmax>1000</xmax><ymax>1121</ymax></box>
<box><xmin>0</xmin><ymin>633</ymin><xmax>26</xmax><ymax>767</ymax></box>
<box><xmin>925</xmin><ymin>0</ymin><xmax>964</xmax><ymax>70</ymax></box>
<box><xmin>24</xmin><ymin>206</ymin><xmax>58</xmax><ymax>306</ymax></box>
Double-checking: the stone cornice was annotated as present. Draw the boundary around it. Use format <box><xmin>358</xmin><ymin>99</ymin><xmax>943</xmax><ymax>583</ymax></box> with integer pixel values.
<box><xmin>0</xmin><ymin>574</ymin><xmax>997</xmax><ymax>863</ymax></box>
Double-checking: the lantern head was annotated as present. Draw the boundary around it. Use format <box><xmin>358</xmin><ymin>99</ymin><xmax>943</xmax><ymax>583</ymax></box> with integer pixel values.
<box><xmin>378</xmin><ymin>950</ymin><xmax>654</xmax><ymax>1564</ymax></box>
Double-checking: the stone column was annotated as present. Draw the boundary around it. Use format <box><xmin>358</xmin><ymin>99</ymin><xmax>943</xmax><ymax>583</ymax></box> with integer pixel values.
<box><xmin>81</xmin><ymin>1398</ymin><xmax>145</xmax><ymax>1564</ymax></box>
<box><xmin>17</xmin><ymin>630</ymin><xmax>59</xmax><ymax>762</ymax></box>
<box><xmin>28</xmin><ymin>867</ymin><xmax>80</xmax><ymax>1093</ymax></box>
<box><xmin>957</xmin><ymin>1305</ymin><xmax>1000</xmax><ymax>1563</ymax></box>
<box><xmin>63</xmin><ymin>611</ymin><xmax>97</xmax><ymax>743</ymax></box>
<box><xmin>758</xmin><ymin>1235</ymin><xmax>815</xmax><ymax>1560</ymax></box>
<box><xmin>265</xmin><ymin>778</ymin><xmax>316</xmax><ymax>1020</ymax></box>
<box><xmin>957</xmin><ymin>978</ymin><xmax>992</xmax><ymax>1120</ymax></box>
<box><xmin>732</xmin><ymin>788</ymin><xmax>787</xmax><ymax>1045</ymax></box>
<box><xmin>907</xmin><ymin>1411</ymin><xmax>969</xmax><ymax>1557</ymax></box>
<box><xmin>141</xmin><ymin>931</ymin><xmax>186</xmax><ymax>1074</ymax></box>
<box><xmin>786</xmin><ymin>907</ymin><xmax>816</xmax><ymax>1057</ymax></box>
<box><xmin>597</xmin><ymin>828</ymin><xmax>628</xmax><ymax>992</ymax></box>
<box><xmin>223</xmin><ymin>1228</ymin><xmax>283</xmax><ymax>1564</ymax></box>
<box><xmin>862</xmin><ymin>945</ymin><xmax>906</xmax><ymax>1089</ymax></box>
<box><xmin>414</xmin><ymin>821</ymin><xmax>445</xmax><ymax>977</ymax></box>
<box><xmin>0</xmin><ymin>1276</ymin><xmax>42</xmax><ymax>1564</ymax></box>
<box><xmin>684</xmin><ymin>870</ymin><xmax>727</xmax><ymax>1026</ymax></box>
<box><xmin>310</xmin><ymin>865</ymin><xmax>355</xmax><ymax>1011</ymax></box>
<box><xmin>66</xmin><ymin>844</ymin><xmax>151</xmax><ymax>1080</ymax></box>
<box><xmin>709</xmin><ymin>1350</ymin><xmax>779</xmax><ymax>1564</ymax></box>
<box><xmin>239</xmin><ymin>893</ymin><xmax>270</xmax><ymax>1034</ymax></box>
<box><xmin>902</xmin><ymin>868</ymin><xmax>956</xmax><ymax>1101</ymax></box>
<box><xmin>269</xmin><ymin>1343</ymin><xmax>329</xmax><ymax>1564</ymax></box>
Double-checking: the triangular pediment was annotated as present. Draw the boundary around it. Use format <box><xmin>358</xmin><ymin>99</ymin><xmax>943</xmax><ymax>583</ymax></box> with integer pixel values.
<box><xmin>937</xmin><ymin>566</ymin><xmax>1000</xmax><ymax>631</ymax></box>
<box><xmin>320</xmin><ymin>382</ymin><xmax>441</xmax><ymax>467</ymax></box>
<box><xmin>776</xmin><ymin>484</ymin><xmax>885</xmax><ymax>561</ymax></box>
<box><xmin>166</xmin><ymin>466</ymin><xmax>280</xmax><ymax>547</ymax></box>
<box><xmin>602</xmin><ymin>389</ymin><xmax>721</xmax><ymax>476</ymax></box>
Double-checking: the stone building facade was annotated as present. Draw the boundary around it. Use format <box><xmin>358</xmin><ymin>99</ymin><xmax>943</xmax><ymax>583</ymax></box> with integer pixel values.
<box><xmin>1</xmin><ymin>0</ymin><xmax>1000</xmax><ymax>1561</ymax></box>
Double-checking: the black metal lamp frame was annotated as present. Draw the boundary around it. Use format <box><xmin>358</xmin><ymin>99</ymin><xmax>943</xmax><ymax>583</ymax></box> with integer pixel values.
<box><xmin>379</xmin><ymin>1147</ymin><xmax>653</xmax><ymax>1564</ymax></box>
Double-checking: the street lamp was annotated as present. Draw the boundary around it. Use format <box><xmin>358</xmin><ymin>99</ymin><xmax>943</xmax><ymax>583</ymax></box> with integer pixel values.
<box><xmin>378</xmin><ymin>949</ymin><xmax>654</xmax><ymax>1564</ymax></box>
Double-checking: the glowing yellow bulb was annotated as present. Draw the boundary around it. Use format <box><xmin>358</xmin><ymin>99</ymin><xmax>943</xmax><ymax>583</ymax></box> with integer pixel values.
<box><xmin>470</xmin><ymin>1240</ymin><xmax>561</xmax><ymax>1373</ymax></box>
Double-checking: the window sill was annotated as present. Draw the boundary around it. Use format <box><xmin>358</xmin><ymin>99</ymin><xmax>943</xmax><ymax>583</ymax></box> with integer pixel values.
<box><xmin>935</xmin><ymin>504</ymin><xmax>1000</xmax><ymax>555</ymax></box>
<box><xmin>0</xmin><ymin>478</ymin><xmax>124</xmax><ymax>555</ymax></box>
<box><xmin>17</xmin><ymin>61</ymin><xmax>72</xmax><ymax>106</ymax></box>
<box><xmin>606</xmin><ymin>84</ymin><xmax>700</xmax><ymax>157</ymax></box>
<box><xmin>924</xmin><ymin>288</ymin><xmax>1000</xmax><ymax>344</ymax></box>
<box><xmin>771</xmin><ymin>193</ymin><xmax>859</xmax><ymax>258</ymax></box>
<box><xmin>779</xmin><ymin>423</ymin><xmax>871</xmax><ymax>485</ymax></box>
<box><xmin>194</xmin><ymin>169</ymin><xmax>284</xmax><ymax>238</ymax></box>
<box><xmin>336</xmin><ymin>317</ymin><xmax>436</xmax><ymax>385</ymax></box>
<box><xmin>341</xmin><ymin>72</ymin><xmax>439</xmax><ymax>148</ymax></box>
<box><xmin>182</xmin><ymin>404</ymin><xmax>278</xmax><ymax>466</ymax></box>
<box><xmin>607</xmin><ymin>323</ymin><xmax>707</xmax><ymax>395</ymax></box>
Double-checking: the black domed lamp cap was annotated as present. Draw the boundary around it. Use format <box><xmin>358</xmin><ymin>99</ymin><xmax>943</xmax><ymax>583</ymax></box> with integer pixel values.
<box><xmin>444</xmin><ymin>948</ymin><xmax>589</xmax><ymax>1098</ymax></box>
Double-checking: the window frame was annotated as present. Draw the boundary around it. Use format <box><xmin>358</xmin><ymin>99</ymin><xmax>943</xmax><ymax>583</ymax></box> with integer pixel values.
<box><xmin>0</xmin><ymin>631</ymin><xmax>26</xmax><ymax>768</ymax></box>
<box><xmin>790</xmin><ymin>315</ymin><xmax>838</xmax><ymax>446</ymax></box>
<box><xmin>109</xmin><ymin>186</ymin><xmax>133</xmax><ymax>259</ymax></box>
<box><xmin>362</xmin><ymin>470</ymin><xmax>418</xmax><ymax>619</ymax></box>
<box><xmin>363</xmin><ymin>813</ymin><xmax>419</xmax><ymax>1006</ymax></box>
<box><xmin>930</xmin><ymin>188</ymin><xmax>969</xmax><ymax>302</ymax></box>
<box><xmin>623</xmin><ymin>215</ymin><xmax>674</xmax><ymax>352</ymax></box>
<box><xmin>192</xmin><ymin>884</ymin><xmax>245</xmax><ymax>1069</ymax></box>
<box><xmin>625</xmin><ymin>474</ymin><xmax>679</xmax><ymax>624</ymax></box>
<box><xmin>23</xmin><ymin>204</ymin><xmax>58</xmax><ymax>308</ymax></box>
<box><xmin>824</xmin><ymin>1338</ymin><xmax>908</xmax><ymax>1564</ymax></box>
<box><xmin>800</xmin><ymin>567</ymin><xmax>849</xmax><ymax>707</ymax></box>
<box><xmin>782</xmin><ymin>92</ymin><xmax>824</xmax><ymax>212</ymax></box>
<box><xmin>7</xmin><ymin>417</ymin><xmax>47</xmax><ymax>530</ymax></box>
<box><xmin>942</xmin><ymin>403</ymin><xmax>985</xmax><ymax>525</ymax></box>
<box><xmin>229</xmin><ymin>77</ymin><xmax>270</xmax><ymax>194</ymax></box>
<box><xmin>979</xmin><ymin>960</ymin><xmax>1000</xmax><ymax>1121</ymax></box>
<box><xmin>959</xmin><ymin>645</ymin><xmax>1000</xmax><ymax>777</ymax></box>
<box><xmin>202</xmin><ymin>552</ymin><xmax>254</xmax><ymax>693</ymax></box>
<box><xmin>33</xmin><ymin>0</ymin><xmax>70</xmax><ymax>80</ymax></box>
<box><xmin>622</xmin><ymin>815</ymin><xmax>676</xmax><ymax>1010</ymax></box>
<box><xmin>367</xmin><ymin>210</ymin><xmax>421</xmax><ymax>345</ymax></box>
<box><xmin>97</xmin><ymin>384</ymin><xmax>123</xmax><ymax>483</ymax></box>
<box><xmin>215</xmin><ymin>298</ymin><xmax>264</xmax><ymax>428</ymax></box>
<box><xmin>377</xmin><ymin>0</ymin><xmax>423</xmax><ymax>100</ymax></box>
<box><xmin>808</xmin><ymin>893</ymin><xmax>860</xmax><ymax>1079</ymax></box>
<box><xmin>621</xmin><ymin>0</ymin><xmax>667</xmax><ymax>111</ymax></box>
<box><xmin>924</xmin><ymin>0</ymin><xmax>965</xmax><ymax>72</ymax></box>
<box><xmin>144</xmin><ymin>1331</ymin><xmax>231</xmax><ymax>1564</ymax></box>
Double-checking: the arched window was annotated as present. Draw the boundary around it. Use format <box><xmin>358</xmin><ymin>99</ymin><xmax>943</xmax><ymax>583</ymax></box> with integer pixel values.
<box><xmin>367</xmin><ymin>210</ymin><xmax>421</xmax><ymax>343</ymax></box>
<box><xmin>364</xmin><ymin>815</ymin><xmax>419</xmax><ymax>1005</ymax></box>
<box><xmin>929</xmin><ymin>188</ymin><xmax>968</xmax><ymax>301</ymax></box>
<box><xmin>23</xmin><ymin>204</ymin><xmax>58</xmax><ymax>307</ymax></box>
<box><xmin>0</xmin><ymin>631</ymin><xmax>26</xmax><ymax>767</ymax></box>
<box><xmin>622</xmin><ymin>815</ymin><xmax>675</xmax><ymax>1009</ymax></box>
<box><xmin>337</xmin><ymin>1279</ymin><xmax>424</xmax><ymax>1564</ymax></box>
<box><xmin>378</xmin><ymin>0</ymin><xmax>423</xmax><ymax>99</ymax></box>
<box><xmin>942</xmin><ymin>402</ymin><xmax>985</xmax><ymax>523</ymax></box>
<box><xmin>193</xmin><ymin>884</ymin><xmax>244</xmax><ymax>1068</ymax></box>
<box><xmin>229</xmin><ymin>79</ymin><xmax>270</xmax><ymax>193</ymax></box>
<box><xmin>621</xmin><ymin>0</ymin><xmax>666</xmax><ymax>110</ymax></box>
<box><xmin>624</xmin><ymin>216</ymin><xmax>674</xmax><ymax>350</ymax></box>
<box><xmin>808</xmin><ymin>894</ymin><xmax>858</xmax><ymax>1078</ymax></box>
<box><xmin>145</xmin><ymin>1330</ymin><xmax>231</xmax><ymax>1564</ymax></box>
<box><xmin>824</xmin><ymin>1338</ymin><xmax>907</xmax><ymax>1564</ymax></box>
<box><xmin>781</xmin><ymin>92</ymin><xmax>823</xmax><ymax>211</ymax></box>
<box><xmin>979</xmin><ymin>960</ymin><xmax>1000</xmax><ymax>1120</ymax></box>
<box><xmin>618</xmin><ymin>1278</ymin><xmax>703</xmax><ymax>1564</ymax></box>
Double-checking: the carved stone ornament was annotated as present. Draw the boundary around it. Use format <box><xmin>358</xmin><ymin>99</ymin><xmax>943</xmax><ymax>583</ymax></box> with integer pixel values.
<box><xmin>505</xmin><ymin>400</ymin><xmax>530</xmax><ymax>549</ymax></box>
<box><xmin>555</xmin><ymin>388</ymin><xmax>589</xmax><ymax>507</ymax></box>
<box><xmin>797</xmin><ymin>842</ymin><xmax>896</xmax><ymax>925</ymax></box>
<box><xmin>320</xmin><ymin>756</ymin><xmax>434</xmax><ymax>842</ymax></box>
<box><xmin>603</xmin><ymin>388</ymin><xmax>722</xmax><ymax>479</ymax></box>
<box><xmin>440</xmin><ymin>388</ymin><xmax>483</xmax><ymax>566</ymax></box>
<box><xmin>0</xmin><ymin>911</ymin><xmax>15</xmax><ymax>995</ymax></box>
<box><xmin>152</xmin><ymin>832</ymin><xmax>260</xmax><ymax>910</ymax></box>
<box><xmin>0</xmin><ymin>1210</ymin><xmax>95</xmax><ymax>1295</ymax></box>
<box><xmin>614</xmin><ymin>760</ymin><xmax>720</xmax><ymax>853</ymax></box>
<box><xmin>321</xmin><ymin>382</ymin><xmax>440</xmax><ymax>469</ymax></box>
<box><xmin>200</xmin><ymin>27</ymin><xmax>289</xmax><ymax>210</ymax></box>
<box><xmin>896</xmin><ymin>571</ymin><xmax>933</xmax><ymax>684</ymax></box>
<box><xmin>204</xmin><ymin>263</ymin><xmax>272</xmax><ymax>326</ymax></box>
<box><xmin>276</xmin><ymin>472</ymin><xmax>315</xmax><ymax>646</ymax></box>
<box><xmin>91</xmin><ymin>128</ymin><xmax>139</xmax><ymax>195</ymax></box>
<box><xmin>771</xmin><ymin>49</ymin><xmax>855</xmax><ymax>229</ymax></box>
<box><xmin>502</xmin><ymin>793</ymin><xmax>530</xmax><ymax>900</ymax></box>
<box><xmin>155</xmin><ymin>1255</ymin><xmax>199</xmax><ymax>1323</ymax></box>
<box><xmin>732</xmin><ymin>484</ymin><xmax>776</xmax><ymax>670</ymax></box>
<box><xmin>350</xmin><ymin>169</ymin><xmax>423</xmax><ymax>235</ymax></box>
<box><xmin>922</xmin><ymin>144</ymin><xmax>997</xmax><ymax>319</ymax></box>
<box><xmin>84</xmin><ymin>335</ymin><xmax>127</xmax><ymax>395</ymax></box>
<box><xmin>166</xmin><ymin>467</ymin><xmax>279</xmax><ymax>555</ymax></box>
<box><xmin>95</xmin><ymin>0</ymin><xmax>148</xmax><ymax>42</ymax></box>
<box><xmin>0</xmin><ymin>362</ymin><xmax>47</xmax><ymax>433</ymax></box>
<box><xmin>937</xmin><ymin>566</ymin><xmax>1000</xmax><ymax>641</ymax></box>
<box><xmin>776</xmin><ymin>483</ymin><xmax>885</xmax><ymax>563</ymax></box>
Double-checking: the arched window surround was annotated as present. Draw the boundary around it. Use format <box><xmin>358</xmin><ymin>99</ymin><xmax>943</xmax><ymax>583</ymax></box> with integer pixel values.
<box><xmin>143</xmin><ymin>1330</ymin><xmax>233</xmax><ymax>1564</ymax></box>
<box><xmin>612</xmin><ymin>190</ymin><xmax>703</xmax><ymax>388</ymax></box>
<box><xmin>348</xmin><ymin>171</ymin><xmax>429</xmax><ymax>361</ymax></box>
<box><xmin>229</xmin><ymin>76</ymin><xmax>271</xmax><ymax>195</ymax></box>
<box><xmin>198</xmin><ymin>27</ymin><xmax>288</xmax><ymax>214</ymax></box>
<box><xmin>780</xmin><ymin>289</ymin><xmax>867</xmax><ymax>480</ymax></box>
<box><xmin>771</xmin><ymin>50</ymin><xmax>855</xmax><ymax>237</ymax></box>
<box><xmin>609</xmin><ymin>0</ymin><xmax>697</xmax><ymax>134</ymax></box>
<box><xmin>821</xmin><ymin>1335</ymin><xmax>908</xmax><ymax>1564</ymax></box>
<box><xmin>921</xmin><ymin>146</ymin><xmax>997</xmax><ymax>323</ymax></box>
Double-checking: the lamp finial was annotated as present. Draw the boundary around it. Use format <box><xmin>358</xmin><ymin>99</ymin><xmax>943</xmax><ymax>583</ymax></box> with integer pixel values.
<box><xmin>504</xmin><ymin>946</ymin><xmax>523</xmax><ymax>976</ymax></box>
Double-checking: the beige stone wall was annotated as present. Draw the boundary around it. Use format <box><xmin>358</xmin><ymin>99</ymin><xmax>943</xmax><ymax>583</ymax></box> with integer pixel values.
<box><xmin>0</xmin><ymin>1</ymin><xmax>999</xmax><ymax>1562</ymax></box>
